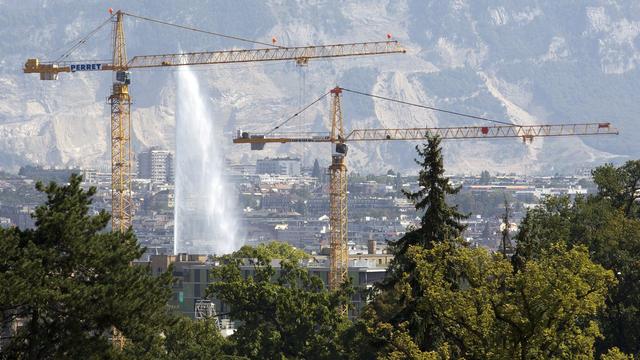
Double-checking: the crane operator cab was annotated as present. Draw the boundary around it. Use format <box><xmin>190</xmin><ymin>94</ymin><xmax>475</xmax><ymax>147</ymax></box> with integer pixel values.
<box><xmin>335</xmin><ymin>143</ymin><xmax>348</xmax><ymax>155</ymax></box>
<box><xmin>116</xmin><ymin>71</ymin><xmax>131</xmax><ymax>85</ymax></box>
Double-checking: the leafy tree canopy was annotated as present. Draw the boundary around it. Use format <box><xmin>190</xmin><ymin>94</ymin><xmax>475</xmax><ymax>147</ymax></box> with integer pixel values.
<box><xmin>592</xmin><ymin>160</ymin><xmax>640</xmax><ymax>217</ymax></box>
<box><xmin>514</xmin><ymin>161</ymin><xmax>640</xmax><ymax>355</ymax></box>
<box><xmin>208</xmin><ymin>246</ymin><xmax>350</xmax><ymax>359</ymax></box>
<box><xmin>232</xmin><ymin>241</ymin><xmax>310</xmax><ymax>263</ymax></box>
<box><xmin>355</xmin><ymin>243</ymin><xmax>614</xmax><ymax>359</ymax></box>
<box><xmin>159</xmin><ymin>317</ymin><xmax>229</xmax><ymax>360</ymax></box>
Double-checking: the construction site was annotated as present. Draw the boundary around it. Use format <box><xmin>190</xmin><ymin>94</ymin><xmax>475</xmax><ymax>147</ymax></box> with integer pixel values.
<box><xmin>22</xmin><ymin>8</ymin><xmax>618</xmax><ymax>290</ymax></box>
<box><xmin>5</xmin><ymin>4</ymin><xmax>638</xmax><ymax>357</ymax></box>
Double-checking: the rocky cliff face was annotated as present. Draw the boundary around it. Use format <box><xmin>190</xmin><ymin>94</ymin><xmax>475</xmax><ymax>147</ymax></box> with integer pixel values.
<box><xmin>1</xmin><ymin>0</ymin><xmax>638</xmax><ymax>174</ymax></box>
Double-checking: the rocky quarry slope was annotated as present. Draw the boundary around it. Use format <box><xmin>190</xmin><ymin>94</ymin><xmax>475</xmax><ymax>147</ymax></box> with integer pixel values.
<box><xmin>1</xmin><ymin>0</ymin><xmax>638</xmax><ymax>174</ymax></box>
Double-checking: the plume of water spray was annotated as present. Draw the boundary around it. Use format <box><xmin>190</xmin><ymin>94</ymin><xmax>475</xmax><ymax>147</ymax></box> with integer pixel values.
<box><xmin>173</xmin><ymin>67</ymin><xmax>243</xmax><ymax>255</ymax></box>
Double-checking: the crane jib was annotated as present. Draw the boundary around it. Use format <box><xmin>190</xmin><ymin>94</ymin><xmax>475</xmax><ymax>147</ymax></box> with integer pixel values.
<box><xmin>70</xmin><ymin>63</ymin><xmax>106</xmax><ymax>72</ymax></box>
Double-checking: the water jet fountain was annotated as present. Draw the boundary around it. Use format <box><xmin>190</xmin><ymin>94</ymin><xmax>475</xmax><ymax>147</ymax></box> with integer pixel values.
<box><xmin>174</xmin><ymin>67</ymin><xmax>243</xmax><ymax>255</ymax></box>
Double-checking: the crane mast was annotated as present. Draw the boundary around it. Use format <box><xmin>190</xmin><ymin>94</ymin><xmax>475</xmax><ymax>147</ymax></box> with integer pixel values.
<box><xmin>109</xmin><ymin>11</ymin><xmax>133</xmax><ymax>233</ymax></box>
<box><xmin>108</xmin><ymin>12</ymin><xmax>131</xmax><ymax>346</ymax></box>
<box><xmin>328</xmin><ymin>88</ymin><xmax>348</xmax><ymax>294</ymax></box>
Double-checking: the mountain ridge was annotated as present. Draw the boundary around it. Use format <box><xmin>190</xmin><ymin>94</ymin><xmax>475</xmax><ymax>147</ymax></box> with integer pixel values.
<box><xmin>1</xmin><ymin>0</ymin><xmax>637</xmax><ymax>174</ymax></box>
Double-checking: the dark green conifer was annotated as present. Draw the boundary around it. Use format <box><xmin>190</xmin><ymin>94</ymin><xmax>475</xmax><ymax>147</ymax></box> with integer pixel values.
<box><xmin>0</xmin><ymin>175</ymin><xmax>173</xmax><ymax>359</ymax></box>
<box><xmin>390</xmin><ymin>135</ymin><xmax>467</xmax><ymax>258</ymax></box>
<box><xmin>311</xmin><ymin>158</ymin><xmax>322</xmax><ymax>179</ymax></box>
<box><xmin>369</xmin><ymin>136</ymin><xmax>467</xmax><ymax>350</ymax></box>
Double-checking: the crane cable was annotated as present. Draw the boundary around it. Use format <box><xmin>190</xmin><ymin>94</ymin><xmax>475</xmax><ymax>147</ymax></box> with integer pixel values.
<box><xmin>51</xmin><ymin>11</ymin><xmax>283</xmax><ymax>63</ymax></box>
<box><xmin>265</xmin><ymin>91</ymin><xmax>331</xmax><ymax>135</ymax></box>
<box><xmin>265</xmin><ymin>86</ymin><xmax>517</xmax><ymax>136</ymax></box>
<box><xmin>123</xmin><ymin>12</ymin><xmax>284</xmax><ymax>49</ymax></box>
<box><xmin>53</xmin><ymin>15</ymin><xmax>115</xmax><ymax>63</ymax></box>
<box><xmin>340</xmin><ymin>87</ymin><xmax>515</xmax><ymax>126</ymax></box>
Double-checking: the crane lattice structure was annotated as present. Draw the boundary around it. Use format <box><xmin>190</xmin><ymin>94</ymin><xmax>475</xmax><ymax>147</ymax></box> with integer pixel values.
<box><xmin>234</xmin><ymin>86</ymin><xmax>619</xmax><ymax>299</ymax></box>
<box><xmin>194</xmin><ymin>299</ymin><xmax>221</xmax><ymax>329</ymax></box>
<box><xmin>23</xmin><ymin>9</ymin><xmax>404</xmax><ymax>345</ymax></box>
<box><xmin>23</xmin><ymin>9</ymin><xmax>405</xmax><ymax>233</ymax></box>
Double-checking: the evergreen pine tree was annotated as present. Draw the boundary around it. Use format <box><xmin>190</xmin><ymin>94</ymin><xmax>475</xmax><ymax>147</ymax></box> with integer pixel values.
<box><xmin>311</xmin><ymin>158</ymin><xmax>322</xmax><ymax>179</ymax></box>
<box><xmin>479</xmin><ymin>169</ymin><xmax>491</xmax><ymax>185</ymax></box>
<box><xmin>368</xmin><ymin>136</ymin><xmax>468</xmax><ymax>350</ymax></box>
<box><xmin>0</xmin><ymin>175</ymin><xmax>173</xmax><ymax>359</ymax></box>
<box><xmin>390</xmin><ymin>136</ymin><xmax>467</xmax><ymax>258</ymax></box>
<box><xmin>394</xmin><ymin>172</ymin><xmax>402</xmax><ymax>195</ymax></box>
<box><xmin>500</xmin><ymin>197</ymin><xmax>512</xmax><ymax>257</ymax></box>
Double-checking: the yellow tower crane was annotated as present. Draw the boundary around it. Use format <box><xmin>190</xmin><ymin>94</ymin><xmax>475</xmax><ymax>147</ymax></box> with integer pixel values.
<box><xmin>233</xmin><ymin>86</ymin><xmax>619</xmax><ymax>299</ymax></box>
<box><xmin>23</xmin><ymin>10</ymin><xmax>406</xmax><ymax>233</ymax></box>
